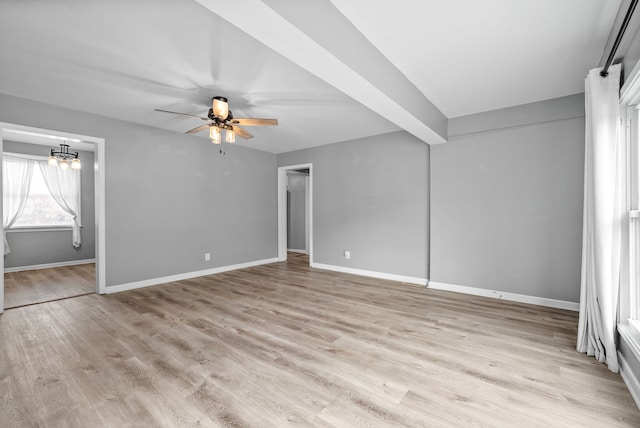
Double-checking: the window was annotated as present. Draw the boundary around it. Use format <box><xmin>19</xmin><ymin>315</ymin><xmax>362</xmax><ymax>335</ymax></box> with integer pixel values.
<box><xmin>11</xmin><ymin>165</ymin><xmax>73</xmax><ymax>228</ymax></box>
<box><xmin>619</xmin><ymin>102</ymin><xmax>640</xmax><ymax>366</ymax></box>
<box><xmin>623</xmin><ymin>99</ymin><xmax>640</xmax><ymax>336</ymax></box>
<box><xmin>630</xmin><ymin>105</ymin><xmax>640</xmax><ymax>328</ymax></box>
<box><xmin>613</xmin><ymin>66</ymin><xmax>640</xmax><ymax>374</ymax></box>
<box><xmin>2</xmin><ymin>152</ymin><xmax>81</xmax><ymax>244</ymax></box>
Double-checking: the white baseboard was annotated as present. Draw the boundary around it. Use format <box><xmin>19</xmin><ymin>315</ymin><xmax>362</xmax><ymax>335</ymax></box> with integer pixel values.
<box><xmin>106</xmin><ymin>257</ymin><xmax>278</xmax><ymax>294</ymax></box>
<box><xmin>287</xmin><ymin>249</ymin><xmax>308</xmax><ymax>254</ymax></box>
<box><xmin>310</xmin><ymin>262</ymin><xmax>427</xmax><ymax>286</ymax></box>
<box><xmin>427</xmin><ymin>281</ymin><xmax>579</xmax><ymax>311</ymax></box>
<box><xmin>4</xmin><ymin>258</ymin><xmax>96</xmax><ymax>273</ymax></box>
<box><xmin>619</xmin><ymin>350</ymin><xmax>640</xmax><ymax>411</ymax></box>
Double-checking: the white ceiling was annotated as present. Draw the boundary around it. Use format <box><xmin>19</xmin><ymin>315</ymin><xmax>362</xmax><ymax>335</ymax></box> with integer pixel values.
<box><xmin>0</xmin><ymin>0</ymin><xmax>622</xmax><ymax>153</ymax></box>
<box><xmin>330</xmin><ymin>0</ymin><xmax>622</xmax><ymax>118</ymax></box>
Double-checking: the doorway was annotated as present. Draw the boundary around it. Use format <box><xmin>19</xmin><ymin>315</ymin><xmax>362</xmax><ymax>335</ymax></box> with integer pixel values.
<box><xmin>286</xmin><ymin>169</ymin><xmax>309</xmax><ymax>254</ymax></box>
<box><xmin>278</xmin><ymin>163</ymin><xmax>312</xmax><ymax>263</ymax></box>
<box><xmin>0</xmin><ymin>123</ymin><xmax>106</xmax><ymax>313</ymax></box>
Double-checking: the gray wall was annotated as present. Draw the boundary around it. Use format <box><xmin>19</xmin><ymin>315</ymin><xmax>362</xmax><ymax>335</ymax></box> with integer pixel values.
<box><xmin>0</xmin><ymin>93</ymin><xmax>277</xmax><ymax>287</ymax></box>
<box><xmin>431</xmin><ymin>94</ymin><xmax>585</xmax><ymax>302</ymax></box>
<box><xmin>287</xmin><ymin>173</ymin><xmax>306</xmax><ymax>251</ymax></box>
<box><xmin>278</xmin><ymin>131</ymin><xmax>429</xmax><ymax>280</ymax></box>
<box><xmin>3</xmin><ymin>141</ymin><xmax>96</xmax><ymax>268</ymax></box>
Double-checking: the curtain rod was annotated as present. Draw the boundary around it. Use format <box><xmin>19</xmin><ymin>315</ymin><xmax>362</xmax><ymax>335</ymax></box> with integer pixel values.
<box><xmin>601</xmin><ymin>0</ymin><xmax>639</xmax><ymax>77</ymax></box>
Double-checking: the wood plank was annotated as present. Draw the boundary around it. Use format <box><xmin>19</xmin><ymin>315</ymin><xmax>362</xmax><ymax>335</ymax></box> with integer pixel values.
<box><xmin>0</xmin><ymin>254</ymin><xmax>638</xmax><ymax>427</ymax></box>
<box><xmin>4</xmin><ymin>264</ymin><xmax>95</xmax><ymax>309</ymax></box>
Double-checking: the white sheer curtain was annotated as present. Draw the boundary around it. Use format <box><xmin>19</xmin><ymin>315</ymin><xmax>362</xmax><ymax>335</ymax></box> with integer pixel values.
<box><xmin>2</xmin><ymin>156</ymin><xmax>34</xmax><ymax>255</ymax></box>
<box><xmin>38</xmin><ymin>163</ymin><xmax>82</xmax><ymax>247</ymax></box>
<box><xmin>577</xmin><ymin>63</ymin><xmax>624</xmax><ymax>372</ymax></box>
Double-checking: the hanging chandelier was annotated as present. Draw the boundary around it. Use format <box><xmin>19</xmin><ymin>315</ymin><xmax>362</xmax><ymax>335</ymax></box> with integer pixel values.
<box><xmin>48</xmin><ymin>143</ymin><xmax>81</xmax><ymax>170</ymax></box>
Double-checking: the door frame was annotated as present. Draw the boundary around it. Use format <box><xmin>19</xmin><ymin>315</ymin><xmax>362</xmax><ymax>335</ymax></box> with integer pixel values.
<box><xmin>0</xmin><ymin>123</ymin><xmax>107</xmax><ymax>313</ymax></box>
<box><xmin>278</xmin><ymin>163</ymin><xmax>312</xmax><ymax>263</ymax></box>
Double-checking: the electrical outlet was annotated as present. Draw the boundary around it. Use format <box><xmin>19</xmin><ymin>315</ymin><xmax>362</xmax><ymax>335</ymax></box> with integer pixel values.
<box><xmin>343</xmin><ymin>250</ymin><xmax>350</xmax><ymax>260</ymax></box>
<box><xmin>205</xmin><ymin>253</ymin><xmax>211</xmax><ymax>261</ymax></box>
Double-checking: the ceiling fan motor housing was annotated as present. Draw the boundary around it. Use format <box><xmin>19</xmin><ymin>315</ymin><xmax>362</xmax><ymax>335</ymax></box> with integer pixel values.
<box><xmin>208</xmin><ymin>108</ymin><xmax>233</xmax><ymax>123</ymax></box>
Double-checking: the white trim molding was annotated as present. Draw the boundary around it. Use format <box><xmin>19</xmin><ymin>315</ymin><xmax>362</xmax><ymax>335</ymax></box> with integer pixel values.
<box><xmin>618</xmin><ymin>323</ymin><xmax>640</xmax><ymax>410</ymax></box>
<box><xmin>4</xmin><ymin>258</ymin><xmax>95</xmax><ymax>273</ymax></box>
<box><xmin>427</xmin><ymin>281</ymin><xmax>579</xmax><ymax>311</ymax></box>
<box><xmin>619</xmin><ymin>351</ymin><xmax>640</xmax><ymax>411</ymax></box>
<box><xmin>106</xmin><ymin>258</ymin><xmax>278</xmax><ymax>294</ymax></box>
<box><xmin>621</xmin><ymin>58</ymin><xmax>640</xmax><ymax>105</ymax></box>
<box><xmin>310</xmin><ymin>262</ymin><xmax>427</xmax><ymax>286</ymax></box>
<box><xmin>7</xmin><ymin>226</ymin><xmax>73</xmax><ymax>233</ymax></box>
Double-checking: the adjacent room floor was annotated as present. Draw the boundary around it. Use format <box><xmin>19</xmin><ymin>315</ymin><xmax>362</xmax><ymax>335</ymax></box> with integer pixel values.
<box><xmin>4</xmin><ymin>263</ymin><xmax>95</xmax><ymax>309</ymax></box>
<box><xmin>0</xmin><ymin>255</ymin><xmax>638</xmax><ymax>427</ymax></box>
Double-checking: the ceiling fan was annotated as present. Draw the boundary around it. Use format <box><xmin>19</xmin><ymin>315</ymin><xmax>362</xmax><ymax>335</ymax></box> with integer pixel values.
<box><xmin>155</xmin><ymin>96</ymin><xmax>278</xmax><ymax>144</ymax></box>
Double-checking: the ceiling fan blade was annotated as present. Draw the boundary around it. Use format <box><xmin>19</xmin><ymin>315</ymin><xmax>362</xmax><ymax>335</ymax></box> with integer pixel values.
<box><xmin>232</xmin><ymin>125</ymin><xmax>253</xmax><ymax>139</ymax></box>
<box><xmin>185</xmin><ymin>123</ymin><xmax>211</xmax><ymax>134</ymax></box>
<box><xmin>155</xmin><ymin>109</ymin><xmax>208</xmax><ymax>120</ymax></box>
<box><xmin>230</xmin><ymin>118</ymin><xmax>278</xmax><ymax>127</ymax></box>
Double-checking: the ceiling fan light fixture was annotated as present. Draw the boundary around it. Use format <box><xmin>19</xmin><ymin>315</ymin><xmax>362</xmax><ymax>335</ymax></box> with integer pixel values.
<box><xmin>225</xmin><ymin>128</ymin><xmax>236</xmax><ymax>143</ymax></box>
<box><xmin>212</xmin><ymin>96</ymin><xmax>229</xmax><ymax>120</ymax></box>
<box><xmin>210</xmin><ymin>126</ymin><xmax>221</xmax><ymax>144</ymax></box>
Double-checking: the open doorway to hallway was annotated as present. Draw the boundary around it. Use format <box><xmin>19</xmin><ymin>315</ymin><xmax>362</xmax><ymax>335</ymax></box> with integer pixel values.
<box><xmin>286</xmin><ymin>168</ymin><xmax>310</xmax><ymax>255</ymax></box>
<box><xmin>278</xmin><ymin>163</ymin><xmax>312</xmax><ymax>264</ymax></box>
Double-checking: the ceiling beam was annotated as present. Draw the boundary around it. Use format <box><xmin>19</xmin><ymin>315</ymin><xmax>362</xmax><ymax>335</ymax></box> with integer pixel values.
<box><xmin>194</xmin><ymin>0</ymin><xmax>447</xmax><ymax>145</ymax></box>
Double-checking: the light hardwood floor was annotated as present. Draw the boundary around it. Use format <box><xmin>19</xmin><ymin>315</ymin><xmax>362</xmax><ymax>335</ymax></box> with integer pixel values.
<box><xmin>0</xmin><ymin>253</ymin><xmax>638</xmax><ymax>427</ymax></box>
<box><xmin>4</xmin><ymin>263</ymin><xmax>95</xmax><ymax>309</ymax></box>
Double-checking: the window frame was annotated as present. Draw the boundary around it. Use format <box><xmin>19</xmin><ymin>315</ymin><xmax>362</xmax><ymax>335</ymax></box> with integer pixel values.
<box><xmin>3</xmin><ymin>152</ymin><xmax>75</xmax><ymax>231</ymax></box>
<box><xmin>620</xmin><ymin>62</ymin><xmax>640</xmax><ymax>348</ymax></box>
<box><xmin>622</xmin><ymin>105</ymin><xmax>638</xmax><ymax>325</ymax></box>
